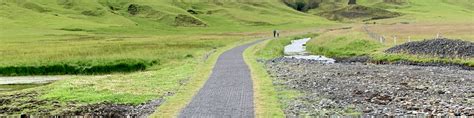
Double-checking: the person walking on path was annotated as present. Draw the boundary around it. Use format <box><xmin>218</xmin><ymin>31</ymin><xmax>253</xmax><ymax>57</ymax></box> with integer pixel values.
<box><xmin>273</xmin><ymin>30</ymin><xmax>280</xmax><ymax>38</ymax></box>
<box><xmin>273</xmin><ymin>30</ymin><xmax>277</xmax><ymax>38</ymax></box>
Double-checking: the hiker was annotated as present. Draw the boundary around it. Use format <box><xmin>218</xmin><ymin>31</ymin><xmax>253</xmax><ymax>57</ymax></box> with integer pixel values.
<box><xmin>273</xmin><ymin>30</ymin><xmax>277</xmax><ymax>38</ymax></box>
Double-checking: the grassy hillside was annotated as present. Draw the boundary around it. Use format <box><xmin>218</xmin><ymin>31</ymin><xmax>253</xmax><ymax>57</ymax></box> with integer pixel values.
<box><xmin>0</xmin><ymin>0</ymin><xmax>335</xmax><ymax>115</ymax></box>
<box><xmin>0</xmin><ymin>0</ymin><xmax>334</xmax><ymax>75</ymax></box>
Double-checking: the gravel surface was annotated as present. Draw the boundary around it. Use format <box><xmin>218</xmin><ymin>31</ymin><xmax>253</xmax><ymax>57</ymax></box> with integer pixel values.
<box><xmin>179</xmin><ymin>40</ymin><xmax>262</xmax><ymax>117</ymax></box>
<box><xmin>265</xmin><ymin>57</ymin><xmax>474</xmax><ymax>117</ymax></box>
<box><xmin>64</xmin><ymin>99</ymin><xmax>164</xmax><ymax>117</ymax></box>
<box><xmin>385</xmin><ymin>38</ymin><xmax>474</xmax><ymax>58</ymax></box>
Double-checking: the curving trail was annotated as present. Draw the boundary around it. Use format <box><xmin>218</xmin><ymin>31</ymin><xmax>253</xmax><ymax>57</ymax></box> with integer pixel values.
<box><xmin>179</xmin><ymin>40</ymin><xmax>263</xmax><ymax>118</ymax></box>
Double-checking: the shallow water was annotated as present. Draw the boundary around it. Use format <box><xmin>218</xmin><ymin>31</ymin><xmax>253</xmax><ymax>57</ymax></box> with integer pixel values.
<box><xmin>0</xmin><ymin>76</ymin><xmax>66</xmax><ymax>93</ymax></box>
<box><xmin>284</xmin><ymin>38</ymin><xmax>336</xmax><ymax>63</ymax></box>
<box><xmin>284</xmin><ymin>38</ymin><xmax>311</xmax><ymax>55</ymax></box>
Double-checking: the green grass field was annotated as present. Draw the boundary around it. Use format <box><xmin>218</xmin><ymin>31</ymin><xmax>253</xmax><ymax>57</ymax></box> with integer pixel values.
<box><xmin>0</xmin><ymin>0</ymin><xmax>334</xmax><ymax>115</ymax></box>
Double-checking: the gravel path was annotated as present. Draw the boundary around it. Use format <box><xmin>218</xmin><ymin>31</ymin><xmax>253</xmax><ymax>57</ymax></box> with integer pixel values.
<box><xmin>179</xmin><ymin>40</ymin><xmax>262</xmax><ymax>118</ymax></box>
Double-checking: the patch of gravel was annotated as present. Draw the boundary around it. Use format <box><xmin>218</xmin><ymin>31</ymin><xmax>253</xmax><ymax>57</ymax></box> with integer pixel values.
<box><xmin>63</xmin><ymin>99</ymin><xmax>163</xmax><ymax>117</ymax></box>
<box><xmin>265</xmin><ymin>57</ymin><xmax>474</xmax><ymax>117</ymax></box>
<box><xmin>385</xmin><ymin>38</ymin><xmax>474</xmax><ymax>58</ymax></box>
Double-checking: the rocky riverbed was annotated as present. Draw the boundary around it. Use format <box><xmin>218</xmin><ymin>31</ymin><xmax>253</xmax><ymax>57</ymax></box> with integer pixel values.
<box><xmin>265</xmin><ymin>57</ymin><xmax>474</xmax><ymax>117</ymax></box>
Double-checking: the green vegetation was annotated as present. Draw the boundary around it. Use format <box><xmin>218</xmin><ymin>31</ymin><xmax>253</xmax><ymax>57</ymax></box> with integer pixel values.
<box><xmin>0</xmin><ymin>59</ymin><xmax>156</xmax><ymax>76</ymax></box>
<box><xmin>307</xmin><ymin>32</ymin><xmax>382</xmax><ymax>58</ymax></box>
<box><xmin>0</xmin><ymin>0</ymin><xmax>335</xmax><ymax>115</ymax></box>
<box><xmin>0</xmin><ymin>0</ymin><xmax>333</xmax><ymax>75</ymax></box>
<box><xmin>40</xmin><ymin>61</ymin><xmax>196</xmax><ymax>105</ymax></box>
<box><xmin>244</xmin><ymin>39</ymin><xmax>285</xmax><ymax>117</ymax></box>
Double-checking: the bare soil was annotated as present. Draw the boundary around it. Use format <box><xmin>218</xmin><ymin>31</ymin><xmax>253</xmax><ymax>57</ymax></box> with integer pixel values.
<box><xmin>0</xmin><ymin>92</ymin><xmax>163</xmax><ymax>117</ymax></box>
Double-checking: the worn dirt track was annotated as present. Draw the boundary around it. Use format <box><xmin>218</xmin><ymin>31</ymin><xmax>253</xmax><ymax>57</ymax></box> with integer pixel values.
<box><xmin>179</xmin><ymin>40</ymin><xmax>263</xmax><ymax>118</ymax></box>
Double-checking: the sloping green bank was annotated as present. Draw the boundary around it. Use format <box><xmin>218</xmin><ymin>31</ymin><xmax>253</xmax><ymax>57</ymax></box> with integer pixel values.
<box><xmin>307</xmin><ymin>36</ymin><xmax>381</xmax><ymax>58</ymax></box>
<box><xmin>0</xmin><ymin>59</ymin><xmax>158</xmax><ymax>76</ymax></box>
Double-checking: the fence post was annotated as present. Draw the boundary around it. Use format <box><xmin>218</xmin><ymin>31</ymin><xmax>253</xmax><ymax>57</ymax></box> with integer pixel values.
<box><xmin>382</xmin><ymin>35</ymin><xmax>386</xmax><ymax>45</ymax></box>
<box><xmin>393</xmin><ymin>36</ymin><xmax>397</xmax><ymax>45</ymax></box>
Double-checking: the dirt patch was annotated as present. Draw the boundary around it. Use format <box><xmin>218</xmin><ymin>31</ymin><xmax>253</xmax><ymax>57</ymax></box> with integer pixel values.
<box><xmin>282</xmin><ymin>0</ymin><xmax>320</xmax><ymax>12</ymax></box>
<box><xmin>127</xmin><ymin>4</ymin><xmax>167</xmax><ymax>20</ymax></box>
<box><xmin>127</xmin><ymin>4</ymin><xmax>143</xmax><ymax>15</ymax></box>
<box><xmin>81</xmin><ymin>9</ymin><xmax>106</xmax><ymax>16</ymax></box>
<box><xmin>57</xmin><ymin>0</ymin><xmax>75</xmax><ymax>9</ymax></box>
<box><xmin>0</xmin><ymin>92</ymin><xmax>68</xmax><ymax>115</ymax></box>
<box><xmin>174</xmin><ymin>14</ymin><xmax>207</xmax><ymax>27</ymax></box>
<box><xmin>265</xmin><ymin>57</ymin><xmax>474</xmax><ymax>117</ymax></box>
<box><xmin>62</xmin><ymin>100</ymin><xmax>163</xmax><ymax>117</ymax></box>
<box><xmin>187</xmin><ymin>9</ymin><xmax>204</xmax><ymax>15</ymax></box>
<box><xmin>385</xmin><ymin>38</ymin><xmax>474</xmax><ymax>58</ymax></box>
<box><xmin>319</xmin><ymin>5</ymin><xmax>401</xmax><ymax>21</ymax></box>
<box><xmin>58</xmin><ymin>28</ymin><xmax>91</xmax><ymax>32</ymax></box>
<box><xmin>0</xmin><ymin>92</ymin><xmax>164</xmax><ymax>116</ymax></box>
<box><xmin>22</xmin><ymin>2</ymin><xmax>50</xmax><ymax>13</ymax></box>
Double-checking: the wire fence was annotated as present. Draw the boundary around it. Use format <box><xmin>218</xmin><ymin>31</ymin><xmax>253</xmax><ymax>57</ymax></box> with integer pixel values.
<box><xmin>362</xmin><ymin>24</ymin><xmax>387</xmax><ymax>44</ymax></box>
<box><xmin>362</xmin><ymin>24</ymin><xmax>443</xmax><ymax>46</ymax></box>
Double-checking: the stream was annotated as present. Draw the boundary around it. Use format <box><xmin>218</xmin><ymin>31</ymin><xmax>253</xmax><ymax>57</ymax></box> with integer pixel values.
<box><xmin>284</xmin><ymin>38</ymin><xmax>335</xmax><ymax>64</ymax></box>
